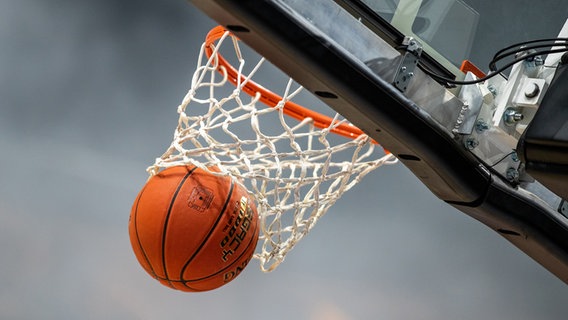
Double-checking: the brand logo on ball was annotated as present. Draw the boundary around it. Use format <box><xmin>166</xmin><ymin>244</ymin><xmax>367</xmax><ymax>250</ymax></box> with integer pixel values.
<box><xmin>220</xmin><ymin>196</ymin><xmax>253</xmax><ymax>261</ymax></box>
<box><xmin>223</xmin><ymin>259</ymin><xmax>249</xmax><ymax>283</ymax></box>
<box><xmin>187</xmin><ymin>186</ymin><xmax>214</xmax><ymax>212</ymax></box>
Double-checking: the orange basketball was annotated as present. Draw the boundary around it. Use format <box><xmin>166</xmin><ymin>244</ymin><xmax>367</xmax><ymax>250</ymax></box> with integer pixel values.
<box><xmin>129</xmin><ymin>165</ymin><xmax>259</xmax><ymax>292</ymax></box>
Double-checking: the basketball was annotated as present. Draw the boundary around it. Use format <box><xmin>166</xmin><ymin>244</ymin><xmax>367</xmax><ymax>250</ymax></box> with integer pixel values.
<box><xmin>129</xmin><ymin>165</ymin><xmax>259</xmax><ymax>292</ymax></box>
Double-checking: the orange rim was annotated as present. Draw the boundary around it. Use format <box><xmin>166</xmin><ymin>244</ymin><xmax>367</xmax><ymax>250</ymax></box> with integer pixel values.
<box><xmin>205</xmin><ymin>26</ymin><xmax>373</xmax><ymax>142</ymax></box>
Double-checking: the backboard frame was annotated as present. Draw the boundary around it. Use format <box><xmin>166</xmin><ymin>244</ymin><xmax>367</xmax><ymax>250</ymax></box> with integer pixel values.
<box><xmin>189</xmin><ymin>0</ymin><xmax>568</xmax><ymax>284</ymax></box>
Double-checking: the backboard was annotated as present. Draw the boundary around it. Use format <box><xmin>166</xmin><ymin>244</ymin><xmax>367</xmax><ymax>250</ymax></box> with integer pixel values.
<box><xmin>189</xmin><ymin>0</ymin><xmax>568</xmax><ymax>284</ymax></box>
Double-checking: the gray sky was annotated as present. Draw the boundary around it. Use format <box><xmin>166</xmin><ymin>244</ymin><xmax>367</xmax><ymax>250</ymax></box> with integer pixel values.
<box><xmin>2</xmin><ymin>0</ymin><xmax>568</xmax><ymax>319</ymax></box>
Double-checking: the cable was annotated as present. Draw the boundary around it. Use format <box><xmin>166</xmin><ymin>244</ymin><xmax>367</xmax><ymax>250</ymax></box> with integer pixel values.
<box><xmin>491</xmin><ymin>38</ymin><xmax>568</xmax><ymax>63</ymax></box>
<box><xmin>489</xmin><ymin>39</ymin><xmax>568</xmax><ymax>71</ymax></box>
<box><xmin>488</xmin><ymin>151</ymin><xmax>517</xmax><ymax>168</ymax></box>
<box><xmin>418</xmin><ymin>38</ymin><xmax>568</xmax><ymax>86</ymax></box>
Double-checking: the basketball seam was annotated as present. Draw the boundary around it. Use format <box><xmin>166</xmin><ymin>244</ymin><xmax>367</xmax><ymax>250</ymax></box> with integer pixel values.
<box><xmin>149</xmin><ymin>275</ymin><xmax>209</xmax><ymax>292</ymax></box>
<box><xmin>161</xmin><ymin>166</ymin><xmax>198</xmax><ymax>289</ymax></box>
<box><xmin>132</xmin><ymin>183</ymin><xmax>160</xmax><ymax>280</ymax></box>
<box><xmin>184</xmin><ymin>204</ymin><xmax>259</xmax><ymax>283</ymax></box>
<box><xmin>179</xmin><ymin>178</ymin><xmax>235</xmax><ymax>291</ymax></box>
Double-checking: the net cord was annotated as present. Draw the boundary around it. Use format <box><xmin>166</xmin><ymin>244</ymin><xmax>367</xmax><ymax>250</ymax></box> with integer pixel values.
<box><xmin>149</xmin><ymin>27</ymin><xmax>398</xmax><ymax>272</ymax></box>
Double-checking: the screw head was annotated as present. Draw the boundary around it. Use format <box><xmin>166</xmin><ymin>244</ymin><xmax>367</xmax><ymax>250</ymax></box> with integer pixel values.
<box><xmin>506</xmin><ymin>168</ymin><xmax>520</xmax><ymax>182</ymax></box>
<box><xmin>524</xmin><ymin>82</ymin><xmax>540</xmax><ymax>98</ymax></box>
<box><xmin>465</xmin><ymin>138</ymin><xmax>479</xmax><ymax>150</ymax></box>
<box><xmin>511</xmin><ymin>152</ymin><xmax>519</xmax><ymax>162</ymax></box>
<box><xmin>475</xmin><ymin>119</ymin><xmax>489</xmax><ymax>133</ymax></box>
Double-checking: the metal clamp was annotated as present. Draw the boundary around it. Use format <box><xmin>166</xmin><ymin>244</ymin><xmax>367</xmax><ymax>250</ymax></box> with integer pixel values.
<box><xmin>393</xmin><ymin>37</ymin><xmax>423</xmax><ymax>92</ymax></box>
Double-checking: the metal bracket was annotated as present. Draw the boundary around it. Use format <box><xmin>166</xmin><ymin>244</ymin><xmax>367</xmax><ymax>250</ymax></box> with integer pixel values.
<box><xmin>454</xmin><ymin>72</ymin><xmax>484</xmax><ymax>134</ymax></box>
<box><xmin>393</xmin><ymin>37</ymin><xmax>423</xmax><ymax>92</ymax></box>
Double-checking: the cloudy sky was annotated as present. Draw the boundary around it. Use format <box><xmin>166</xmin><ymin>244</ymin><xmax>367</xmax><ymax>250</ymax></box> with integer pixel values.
<box><xmin>2</xmin><ymin>0</ymin><xmax>568</xmax><ymax>319</ymax></box>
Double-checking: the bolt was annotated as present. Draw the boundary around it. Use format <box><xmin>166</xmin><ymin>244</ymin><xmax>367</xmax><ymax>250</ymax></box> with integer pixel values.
<box><xmin>408</xmin><ymin>72</ymin><xmax>414</xmax><ymax>78</ymax></box>
<box><xmin>506</xmin><ymin>167</ymin><xmax>520</xmax><ymax>183</ymax></box>
<box><xmin>475</xmin><ymin>119</ymin><xmax>490</xmax><ymax>133</ymax></box>
<box><xmin>511</xmin><ymin>152</ymin><xmax>519</xmax><ymax>162</ymax></box>
<box><xmin>401</xmin><ymin>66</ymin><xmax>407</xmax><ymax>72</ymax></box>
<box><xmin>465</xmin><ymin>137</ymin><xmax>479</xmax><ymax>150</ymax></box>
<box><xmin>503</xmin><ymin>108</ymin><xmax>524</xmax><ymax>126</ymax></box>
<box><xmin>524</xmin><ymin>82</ymin><xmax>540</xmax><ymax>98</ymax></box>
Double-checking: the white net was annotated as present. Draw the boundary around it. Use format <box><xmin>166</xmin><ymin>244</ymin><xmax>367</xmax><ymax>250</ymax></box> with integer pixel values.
<box><xmin>149</xmin><ymin>27</ymin><xmax>398</xmax><ymax>272</ymax></box>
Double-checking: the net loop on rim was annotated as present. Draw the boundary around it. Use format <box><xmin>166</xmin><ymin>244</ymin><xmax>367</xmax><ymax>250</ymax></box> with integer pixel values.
<box><xmin>149</xmin><ymin>26</ymin><xmax>398</xmax><ymax>272</ymax></box>
<box><xmin>204</xmin><ymin>26</ymin><xmax>374</xmax><ymax>142</ymax></box>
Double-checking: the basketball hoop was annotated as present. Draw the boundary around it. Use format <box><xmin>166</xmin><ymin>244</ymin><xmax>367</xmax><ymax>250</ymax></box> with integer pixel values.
<box><xmin>148</xmin><ymin>26</ymin><xmax>397</xmax><ymax>272</ymax></box>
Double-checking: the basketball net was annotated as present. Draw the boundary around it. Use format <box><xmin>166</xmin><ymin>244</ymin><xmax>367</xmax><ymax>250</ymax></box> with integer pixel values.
<box><xmin>148</xmin><ymin>26</ymin><xmax>397</xmax><ymax>272</ymax></box>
